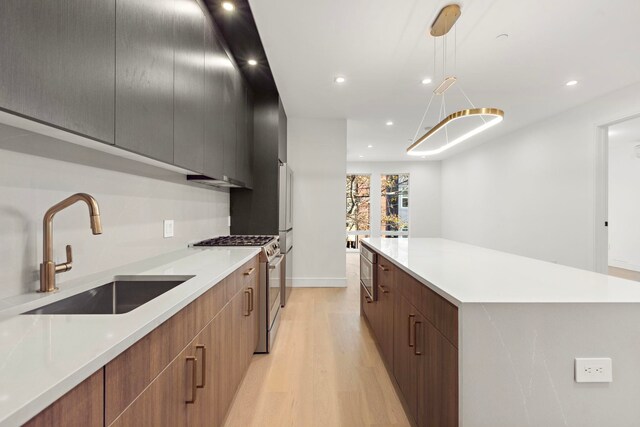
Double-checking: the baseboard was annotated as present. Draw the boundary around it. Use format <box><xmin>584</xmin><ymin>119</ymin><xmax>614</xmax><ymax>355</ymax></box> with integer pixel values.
<box><xmin>609</xmin><ymin>259</ymin><xmax>640</xmax><ymax>273</ymax></box>
<box><xmin>291</xmin><ymin>277</ymin><xmax>347</xmax><ymax>288</ymax></box>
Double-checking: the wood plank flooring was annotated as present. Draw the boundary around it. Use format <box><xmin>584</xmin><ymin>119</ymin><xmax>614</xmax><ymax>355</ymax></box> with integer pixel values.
<box><xmin>609</xmin><ymin>266</ymin><xmax>640</xmax><ymax>282</ymax></box>
<box><xmin>223</xmin><ymin>253</ymin><xmax>410</xmax><ymax>427</ymax></box>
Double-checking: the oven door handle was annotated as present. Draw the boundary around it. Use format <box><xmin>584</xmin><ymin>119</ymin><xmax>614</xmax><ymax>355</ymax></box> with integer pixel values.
<box><xmin>268</xmin><ymin>254</ymin><xmax>284</xmax><ymax>270</ymax></box>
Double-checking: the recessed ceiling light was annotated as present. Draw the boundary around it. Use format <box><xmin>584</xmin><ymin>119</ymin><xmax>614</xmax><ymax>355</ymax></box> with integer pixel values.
<box><xmin>421</xmin><ymin>78</ymin><xmax>432</xmax><ymax>85</ymax></box>
<box><xmin>247</xmin><ymin>59</ymin><xmax>258</xmax><ymax>66</ymax></box>
<box><xmin>359</xmin><ymin>155</ymin><xmax>364</xmax><ymax>158</ymax></box>
<box><xmin>367</xmin><ymin>144</ymin><xmax>373</xmax><ymax>148</ymax></box>
<box><xmin>334</xmin><ymin>76</ymin><xmax>346</xmax><ymax>84</ymax></box>
<box><xmin>496</xmin><ymin>33</ymin><xmax>509</xmax><ymax>40</ymax></box>
<box><xmin>421</xmin><ymin>156</ymin><xmax>426</xmax><ymax>159</ymax></box>
<box><xmin>566</xmin><ymin>80</ymin><xmax>578</xmax><ymax>86</ymax></box>
<box><xmin>386</xmin><ymin>121</ymin><xmax>394</xmax><ymax>126</ymax></box>
<box><xmin>222</xmin><ymin>2</ymin><xmax>235</xmax><ymax>11</ymax></box>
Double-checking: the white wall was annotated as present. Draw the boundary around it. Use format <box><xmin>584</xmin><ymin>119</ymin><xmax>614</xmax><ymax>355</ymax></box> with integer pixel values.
<box><xmin>608</xmin><ymin>124</ymin><xmax>640</xmax><ymax>272</ymax></box>
<box><xmin>346</xmin><ymin>161</ymin><xmax>441</xmax><ymax>238</ymax></box>
<box><xmin>0</xmin><ymin>123</ymin><xmax>229</xmax><ymax>300</ymax></box>
<box><xmin>441</xmin><ymin>82</ymin><xmax>640</xmax><ymax>271</ymax></box>
<box><xmin>288</xmin><ymin>117</ymin><xmax>347</xmax><ymax>287</ymax></box>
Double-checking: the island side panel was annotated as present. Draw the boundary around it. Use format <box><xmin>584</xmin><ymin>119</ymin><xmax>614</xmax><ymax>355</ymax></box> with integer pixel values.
<box><xmin>459</xmin><ymin>303</ymin><xmax>640</xmax><ymax>427</ymax></box>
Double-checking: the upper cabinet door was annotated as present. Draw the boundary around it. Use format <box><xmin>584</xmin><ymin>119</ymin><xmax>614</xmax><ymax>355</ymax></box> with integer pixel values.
<box><xmin>278</xmin><ymin>98</ymin><xmax>287</xmax><ymax>163</ymax></box>
<box><xmin>235</xmin><ymin>82</ymin><xmax>248</xmax><ymax>184</ymax></box>
<box><xmin>222</xmin><ymin>64</ymin><xmax>238</xmax><ymax>180</ymax></box>
<box><xmin>116</xmin><ymin>0</ymin><xmax>175</xmax><ymax>163</ymax></box>
<box><xmin>173</xmin><ymin>0</ymin><xmax>205</xmax><ymax>173</ymax></box>
<box><xmin>0</xmin><ymin>0</ymin><xmax>115</xmax><ymax>144</ymax></box>
<box><xmin>203</xmin><ymin>20</ymin><xmax>225</xmax><ymax>179</ymax></box>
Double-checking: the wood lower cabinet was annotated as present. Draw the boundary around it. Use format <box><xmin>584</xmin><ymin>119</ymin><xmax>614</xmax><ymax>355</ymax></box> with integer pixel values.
<box><xmin>418</xmin><ymin>320</ymin><xmax>458</xmax><ymax>427</ymax></box>
<box><xmin>24</xmin><ymin>370</ymin><xmax>104</xmax><ymax>427</ymax></box>
<box><xmin>393</xmin><ymin>294</ymin><xmax>421</xmax><ymax>420</ymax></box>
<box><xmin>361</xmin><ymin>246</ymin><xmax>459</xmax><ymax>427</ymax></box>
<box><xmin>20</xmin><ymin>254</ymin><xmax>260</xmax><ymax>427</ymax></box>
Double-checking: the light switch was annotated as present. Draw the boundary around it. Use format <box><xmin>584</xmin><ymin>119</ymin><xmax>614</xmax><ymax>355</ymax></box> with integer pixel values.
<box><xmin>163</xmin><ymin>220</ymin><xmax>174</xmax><ymax>238</ymax></box>
<box><xmin>575</xmin><ymin>358</ymin><xmax>612</xmax><ymax>383</ymax></box>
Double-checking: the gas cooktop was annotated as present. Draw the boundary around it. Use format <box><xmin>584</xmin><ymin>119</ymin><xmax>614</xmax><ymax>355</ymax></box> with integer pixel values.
<box><xmin>193</xmin><ymin>235</ymin><xmax>276</xmax><ymax>247</ymax></box>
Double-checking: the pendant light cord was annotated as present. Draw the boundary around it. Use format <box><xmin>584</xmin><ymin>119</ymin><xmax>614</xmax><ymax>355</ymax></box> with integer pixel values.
<box><xmin>412</xmin><ymin>92</ymin><xmax>436</xmax><ymax>144</ymax></box>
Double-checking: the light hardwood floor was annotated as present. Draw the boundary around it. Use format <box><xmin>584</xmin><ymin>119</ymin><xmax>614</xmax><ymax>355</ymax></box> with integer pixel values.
<box><xmin>609</xmin><ymin>266</ymin><xmax>640</xmax><ymax>282</ymax></box>
<box><xmin>223</xmin><ymin>253</ymin><xmax>411</xmax><ymax>427</ymax></box>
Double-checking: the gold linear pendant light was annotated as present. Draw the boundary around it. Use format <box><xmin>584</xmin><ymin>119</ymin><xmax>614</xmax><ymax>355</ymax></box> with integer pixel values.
<box><xmin>407</xmin><ymin>4</ymin><xmax>504</xmax><ymax>157</ymax></box>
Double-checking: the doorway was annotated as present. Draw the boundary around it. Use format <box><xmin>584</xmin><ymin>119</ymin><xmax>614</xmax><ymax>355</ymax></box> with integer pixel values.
<box><xmin>597</xmin><ymin>114</ymin><xmax>640</xmax><ymax>281</ymax></box>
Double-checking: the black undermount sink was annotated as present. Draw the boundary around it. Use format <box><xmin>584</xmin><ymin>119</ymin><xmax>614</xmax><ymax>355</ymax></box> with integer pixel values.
<box><xmin>23</xmin><ymin>275</ymin><xmax>194</xmax><ymax>315</ymax></box>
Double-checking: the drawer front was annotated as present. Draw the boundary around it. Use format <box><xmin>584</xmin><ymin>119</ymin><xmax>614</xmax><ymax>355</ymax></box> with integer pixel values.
<box><xmin>239</xmin><ymin>256</ymin><xmax>259</xmax><ymax>292</ymax></box>
<box><xmin>397</xmin><ymin>268</ymin><xmax>423</xmax><ymax>306</ymax></box>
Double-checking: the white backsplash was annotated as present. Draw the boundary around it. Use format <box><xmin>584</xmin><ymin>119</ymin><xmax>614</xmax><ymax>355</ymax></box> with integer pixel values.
<box><xmin>0</xmin><ymin>123</ymin><xmax>229</xmax><ymax>300</ymax></box>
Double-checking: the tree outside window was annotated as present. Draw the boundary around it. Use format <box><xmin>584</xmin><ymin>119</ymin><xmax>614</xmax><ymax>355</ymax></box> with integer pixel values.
<box><xmin>346</xmin><ymin>174</ymin><xmax>371</xmax><ymax>248</ymax></box>
<box><xmin>381</xmin><ymin>174</ymin><xmax>409</xmax><ymax>236</ymax></box>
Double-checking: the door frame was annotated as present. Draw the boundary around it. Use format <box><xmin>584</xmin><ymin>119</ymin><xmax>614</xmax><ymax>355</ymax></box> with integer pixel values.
<box><xmin>594</xmin><ymin>112</ymin><xmax>640</xmax><ymax>273</ymax></box>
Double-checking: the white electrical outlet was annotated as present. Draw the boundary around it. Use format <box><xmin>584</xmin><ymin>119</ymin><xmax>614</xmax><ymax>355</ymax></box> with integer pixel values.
<box><xmin>163</xmin><ymin>220</ymin><xmax>174</xmax><ymax>238</ymax></box>
<box><xmin>575</xmin><ymin>358</ymin><xmax>613</xmax><ymax>383</ymax></box>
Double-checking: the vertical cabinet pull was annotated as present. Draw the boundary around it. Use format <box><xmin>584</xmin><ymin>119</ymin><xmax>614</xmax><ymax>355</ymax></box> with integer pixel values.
<box><xmin>185</xmin><ymin>356</ymin><xmax>198</xmax><ymax>404</ymax></box>
<box><xmin>196</xmin><ymin>345</ymin><xmax>206</xmax><ymax>388</ymax></box>
<box><xmin>248</xmin><ymin>287</ymin><xmax>254</xmax><ymax>312</ymax></box>
<box><xmin>408</xmin><ymin>314</ymin><xmax>416</xmax><ymax>347</ymax></box>
<box><xmin>244</xmin><ymin>290</ymin><xmax>251</xmax><ymax>316</ymax></box>
<box><xmin>414</xmin><ymin>321</ymin><xmax>423</xmax><ymax>355</ymax></box>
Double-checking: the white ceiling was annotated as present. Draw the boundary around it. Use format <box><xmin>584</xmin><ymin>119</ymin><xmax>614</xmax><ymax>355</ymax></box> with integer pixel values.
<box><xmin>249</xmin><ymin>0</ymin><xmax>640</xmax><ymax>162</ymax></box>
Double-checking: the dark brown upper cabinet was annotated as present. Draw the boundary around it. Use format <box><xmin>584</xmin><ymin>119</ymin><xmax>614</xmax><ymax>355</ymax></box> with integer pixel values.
<box><xmin>0</xmin><ymin>0</ymin><xmax>115</xmax><ymax>144</ymax></box>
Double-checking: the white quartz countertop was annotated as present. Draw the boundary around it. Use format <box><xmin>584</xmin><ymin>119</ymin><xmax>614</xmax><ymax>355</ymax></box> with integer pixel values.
<box><xmin>362</xmin><ymin>238</ymin><xmax>640</xmax><ymax>306</ymax></box>
<box><xmin>0</xmin><ymin>247</ymin><xmax>260</xmax><ymax>427</ymax></box>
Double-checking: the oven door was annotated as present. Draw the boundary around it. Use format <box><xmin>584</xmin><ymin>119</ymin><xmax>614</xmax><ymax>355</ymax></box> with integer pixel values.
<box><xmin>268</xmin><ymin>254</ymin><xmax>284</xmax><ymax>328</ymax></box>
<box><xmin>360</xmin><ymin>246</ymin><xmax>377</xmax><ymax>301</ymax></box>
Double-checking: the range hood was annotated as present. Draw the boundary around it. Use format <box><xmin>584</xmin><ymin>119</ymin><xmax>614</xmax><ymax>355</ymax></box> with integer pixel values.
<box><xmin>187</xmin><ymin>175</ymin><xmax>244</xmax><ymax>188</ymax></box>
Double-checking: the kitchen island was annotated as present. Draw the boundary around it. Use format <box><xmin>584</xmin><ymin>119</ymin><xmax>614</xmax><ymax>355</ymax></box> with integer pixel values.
<box><xmin>361</xmin><ymin>237</ymin><xmax>640</xmax><ymax>427</ymax></box>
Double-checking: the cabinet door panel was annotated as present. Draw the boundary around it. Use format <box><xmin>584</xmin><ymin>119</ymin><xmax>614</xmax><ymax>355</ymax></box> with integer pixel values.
<box><xmin>110</xmin><ymin>346</ymin><xmax>191</xmax><ymax>427</ymax></box>
<box><xmin>0</xmin><ymin>0</ymin><xmax>115</xmax><ymax>143</ymax></box>
<box><xmin>418</xmin><ymin>320</ymin><xmax>459</xmax><ymax>427</ymax></box>
<box><xmin>116</xmin><ymin>0</ymin><xmax>174</xmax><ymax>163</ymax></box>
<box><xmin>25</xmin><ymin>370</ymin><xmax>103</xmax><ymax>427</ymax></box>
<box><xmin>222</xmin><ymin>66</ymin><xmax>238</xmax><ymax>179</ymax></box>
<box><xmin>235</xmin><ymin>82</ymin><xmax>248</xmax><ymax>184</ymax></box>
<box><xmin>393</xmin><ymin>294</ymin><xmax>419</xmax><ymax>420</ymax></box>
<box><xmin>173</xmin><ymin>0</ymin><xmax>205</xmax><ymax>172</ymax></box>
<box><xmin>377</xmin><ymin>264</ymin><xmax>395</xmax><ymax>368</ymax></box>
<box><xmin>203</xmin><ymin>20</ymin><xmax>225</xmax><ymax>179</ymax></box>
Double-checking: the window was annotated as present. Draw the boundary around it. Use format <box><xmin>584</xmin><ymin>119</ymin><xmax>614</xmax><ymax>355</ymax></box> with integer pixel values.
<box><xmin>346</xmin><ymin>174</ymin><xmax>371</xmax><ymax>249</ymax></box>
<box><xmin>381</xmin><ymin>174</ymin><xmax>409</xmax><ymax>237</ymax></box>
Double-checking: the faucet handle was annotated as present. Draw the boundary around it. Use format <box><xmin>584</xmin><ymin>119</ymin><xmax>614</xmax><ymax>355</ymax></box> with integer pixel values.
<box><xmin>55</xmin><ymin>245</ymin><xmax>73</xmax><ymax>273</ymax></box>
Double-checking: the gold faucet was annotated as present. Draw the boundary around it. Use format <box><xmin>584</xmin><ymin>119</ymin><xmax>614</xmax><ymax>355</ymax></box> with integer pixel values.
<box><xmin>40</xmin><ymin>193</ymin><xmax>103</xmax><ymax>293</ymax></box>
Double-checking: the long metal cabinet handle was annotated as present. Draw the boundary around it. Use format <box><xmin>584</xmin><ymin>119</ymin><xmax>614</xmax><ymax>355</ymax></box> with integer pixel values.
<box><xmin>185</xmin><ymin>356</ymin><xmax>198</xmax><ymax>404</ymax></box>
<box><xmin>408</xmin><ymin>314</ymin><xmax>416</xmax><ymax>347</ymax></box>
<box><xmin>196</xmin><ymin>345</ymin><xmax>206</xmax><ymax>388</ymax></box>
<box><xmin>379</xmin><ymin>264</ymin><xmax>389</xmax><ymax>272</ymax></box>
<box><xmin>248</xmin><ymin>287</ymin><xmax>254</xmax><ymax>312</ymax></box>
<box><xmin>244</xmin><ymin>290</ymin><xmax>251</xmax><ymax>316</ymax></box>
<box><xmin>379</xmin><ymin>285</ymin><xmax>389</xmax><ymax>294</ymax></box>
<box><xmin>244</xmin><ymin>267</ymin><xmax>256</xmax><ymax>276</ymax></box>
<box><xmin>414</xmin><ymin>321</ymin><xmax>423</xmax><ymax>355</ymax></box>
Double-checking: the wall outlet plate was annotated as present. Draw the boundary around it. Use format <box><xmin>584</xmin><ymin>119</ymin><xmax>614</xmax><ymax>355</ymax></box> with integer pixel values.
<box><xmin>163</xmin><ymin>220</ymin><xmax>174</xmax><ymax>238</ymax></box>
<box><xmin>575</xmin><ymin>357</ymin><xmax>613</xmax><ymax>383</ymax></box>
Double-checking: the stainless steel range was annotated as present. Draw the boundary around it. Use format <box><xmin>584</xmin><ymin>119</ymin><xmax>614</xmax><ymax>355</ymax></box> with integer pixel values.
<box><xmin>193</xmin><ymin>235</ymin><xmax>282</xmax><ymax>353</ymax></box>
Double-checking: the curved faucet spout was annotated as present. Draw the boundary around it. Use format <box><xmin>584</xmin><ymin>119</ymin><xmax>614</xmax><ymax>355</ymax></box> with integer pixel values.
<box><xmin>40</xmin><ymin>193</ymin><xmax>103</xmax><ymax>292</ymax></box>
